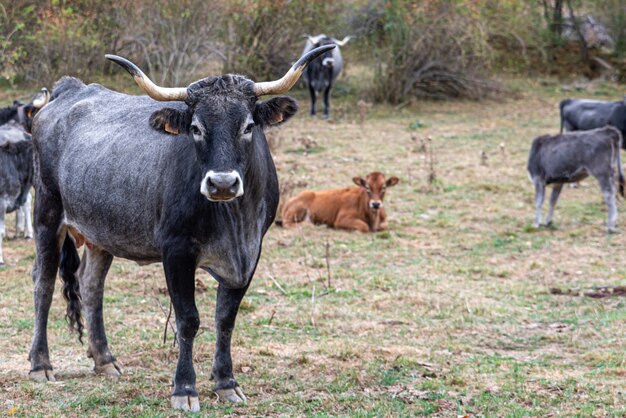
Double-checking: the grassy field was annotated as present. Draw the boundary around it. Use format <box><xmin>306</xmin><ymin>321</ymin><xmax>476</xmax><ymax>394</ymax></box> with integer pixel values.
<box><xmin>1</xmin><ymin>77</ymin><xmax>625</xmax><ymax>417</ymax></box>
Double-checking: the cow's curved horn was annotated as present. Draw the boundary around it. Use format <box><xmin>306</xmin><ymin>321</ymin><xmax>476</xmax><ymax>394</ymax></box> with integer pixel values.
<box><xmin>253</xmin><ymin>44</ymin><xmax>335</xmax><ymax>97</ymax></box>
<box><xmin>32</xmin><ymin>87</ymin><xmax>50</xmax><ymax>108</ymax></box>
<box><xmin>333</xmin><ymin>36</ymin><xmax>352</xmax><ymax>47</ymax></box>
<box><xmin>105</xmin><ymin>54</ymin><xmax>188</xmax><ymax>101</ymax></box>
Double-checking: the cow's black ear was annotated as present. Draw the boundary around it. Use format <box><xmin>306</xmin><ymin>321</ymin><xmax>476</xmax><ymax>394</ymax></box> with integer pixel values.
<box><xmin>255</xmin><ymin>97</ymin><xmax>298</xmax><ymax>127</ymax></box>
<box><xmin>353</xmin><ymin>176</ymin><xmax>366</xmax><ymax>187</ymax></box>
<box><xmin>149</xmin><ymin>108</ymin><xmax>190</xmax><ymax>136</ymax></box>
<box><xmin>386</xmin><ymin>177</ymin><xmax>399</xmax><ymax>187</ymax></box>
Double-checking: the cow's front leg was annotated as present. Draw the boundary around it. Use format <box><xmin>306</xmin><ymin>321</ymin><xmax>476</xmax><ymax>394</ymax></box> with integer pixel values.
<box><xmin>309</xmin><ymin>84</ymin><xmax>317</xmax><ymax>116</ymax></box>
<box><xmin>163</xmin><ymin>244</ymin><xmax>200</xmax><ymax>412</ymax></box>
<box><xmin>322</xmin><ymin>82</ymin><xmax>332</xmax><ymax>119</ymax></box>
<box><xmin>16</xmin><ymin>193</ymin><xmax>33</xmax><ymax>239</ymax></box>
<box><xmin>545</xmin><ymin>184</ymin><xmax>563</xmax><ymax>226</ymax></box>
<box><xmin>533</xmin><ymin>178</ymin><xmax>545</xmax><ymax>228</ymax></box>
<box><xmin>335</xmin><ymin>215</ymin><xmax>370</xmax><ymax>233</ymax></box>
<box><xmin>212</xmin><ymin>283</ymin><xmax>249</xmax><ymax>403</ymax></box>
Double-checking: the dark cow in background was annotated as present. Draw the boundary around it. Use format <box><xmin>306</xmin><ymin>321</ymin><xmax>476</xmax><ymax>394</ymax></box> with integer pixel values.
<box><xmin>0</xmin><ymin>88</ymin><xmax>49</xmax><ymax>131</ymax></box>
<box><xmin>28</xmin><ymin>45</ymin><xmax>334</xmax><ymax>412</ymax></box>
<box><xmin>0</xmin><ymin>121</ymin><xmax>34</xmax><ymax>243</ymax></box>
<box><xmin>0</xmin><ymin>101</ymin><xmax>25</xmax><ymax>125</ymax></box>
<box><xmin>0</xmin><ymin>89</ymin><xmax>49</xmax><ymax>265</ymax></box>
<box><xmin>302</xmin><ymin>34</ymin><xmax>351</xmax><ymax>119</ymax></box>
<box><xmin>560</xmin><ymin>96</ymin><xmax>626</xmax><ymax>145</ymax></box>
<box><xmin>528</xmin><ymin>126</ymin><xmax>624</xmax><ymax>233</ymax></box>
<box><xmin>0</xmin><ymin>129</ymin><xmax>33</xmax><ymax>265</ymax></box>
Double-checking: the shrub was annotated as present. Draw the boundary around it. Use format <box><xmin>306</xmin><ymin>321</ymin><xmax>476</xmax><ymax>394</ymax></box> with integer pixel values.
<box><xmin>353</xmin><ymin>0</ymin><xmax>500</xmax><ymax>103</ymax></box>
<box><xmin>221</xmin><ymin>0</ymin><xmax>344</xmax><ymax>81</ymax></box>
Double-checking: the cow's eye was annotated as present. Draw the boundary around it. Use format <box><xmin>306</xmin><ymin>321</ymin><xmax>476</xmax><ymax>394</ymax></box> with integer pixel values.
<box><xmin>244</xmin><ymin>123</ymin><xmax>255</xmax><ymax>134</ymax></box>
<box><xmin>190</xmin><ymin>125</ymin><xmax>201</xmax><ymax>136</ymax></box>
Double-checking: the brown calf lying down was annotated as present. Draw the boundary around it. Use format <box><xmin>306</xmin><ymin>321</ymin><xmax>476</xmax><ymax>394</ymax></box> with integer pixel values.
<box><xmin>278</xmin><ymin>172</ymin><xmax>399</xmax><ymax>232</ymax></box>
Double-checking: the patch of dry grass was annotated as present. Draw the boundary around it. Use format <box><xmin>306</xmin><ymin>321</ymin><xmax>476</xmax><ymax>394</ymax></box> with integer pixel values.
<box><xmin>1</xmin><ymin>78</ymin><xmax>625</xmax><ymax>416</ymax></box>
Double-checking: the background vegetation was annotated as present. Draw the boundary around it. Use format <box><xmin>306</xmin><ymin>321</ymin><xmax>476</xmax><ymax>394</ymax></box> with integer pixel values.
<box><xmin>1</xmin><ymin>1</ymin><xmax>625</xmax><ymax>417</ymax></box>
<box><xmin>1</xmin><ymin>76</ymin><xmax>625</xmax><ymax>417</ymax></box>
<box><xmin>1</xmin><ymin>0</ymin><xmax>625</xmax><ymax>101</ymax></box>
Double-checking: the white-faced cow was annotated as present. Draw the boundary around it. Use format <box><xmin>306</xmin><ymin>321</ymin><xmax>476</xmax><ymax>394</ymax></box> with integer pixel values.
<box><xmin>559</xmin><ymin>97</ymin><xmax>626</xmax><ymax>146</ymax></box>
<box><xmin>28</xmin><ymin>45</ymin><xmax>334</xmax><ymax>412</ymax></box>
<box><xmin>302</xmin><ymin>34</ymin><xmax>351</xmax><ymax>119</ymax></box>
<box><xmin>278</xmin><ymin>172</ymin><xmax>399</xmax><ymax>232</ymax></box>
<box><xmin>528</xmin><ymin>126</ymin><xmax>624</xmax><ymax>232</ymax></box>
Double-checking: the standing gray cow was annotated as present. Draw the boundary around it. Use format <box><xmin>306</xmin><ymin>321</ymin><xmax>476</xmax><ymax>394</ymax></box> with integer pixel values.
<box><xmin>528</xmin><ymin>126</ymin><xmax>624</xmax><ymax>232</ymax></box>
<box><xmin>302</xmin><ymin>34</ymin><xmax>351</xmax><ymax>119</ymax></box>
<box><xmin>28</xmin><ymin>45</ymin><xmax>333</xmax><ymax>412</ymax></box>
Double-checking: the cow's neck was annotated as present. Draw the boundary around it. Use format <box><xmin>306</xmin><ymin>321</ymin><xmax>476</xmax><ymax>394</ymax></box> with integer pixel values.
<box><xmin>195</xmin><ymin>145</ymin><xmax>278</xmax><ymax>287</ymax></box>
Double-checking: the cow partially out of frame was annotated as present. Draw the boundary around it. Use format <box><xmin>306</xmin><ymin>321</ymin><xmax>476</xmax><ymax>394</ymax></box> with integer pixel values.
<box><xmin>0</xmin><ymin>90</ymin><xmax>49</xmax><ymax>265</ymax></box>
<box><xmin>559</xmin><ymin>97</ymin><xmax>626</xmax><ymax>144</ymax></box>
<box><xmin>527</xmin><ymin>126</ymin><xmax>624</xmax><ymax>232</ymax></box>
<box><xmin>28</xmin><ymin>45</ymin><xmax>334</xmax><ymax>412</ymax></box>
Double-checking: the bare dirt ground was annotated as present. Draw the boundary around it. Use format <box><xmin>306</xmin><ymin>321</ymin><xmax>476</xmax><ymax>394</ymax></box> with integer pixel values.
<box><xmin>1</xmin><ymin>78</ymin><xmax>625</xmax><ymax>417</ymax></box>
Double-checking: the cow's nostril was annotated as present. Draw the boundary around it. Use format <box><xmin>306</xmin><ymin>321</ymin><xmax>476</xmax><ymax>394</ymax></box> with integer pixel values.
<box><xmin>203</xmin><ymin>171</ymin><xmax>243</xmax><ymax>201</ymax></box>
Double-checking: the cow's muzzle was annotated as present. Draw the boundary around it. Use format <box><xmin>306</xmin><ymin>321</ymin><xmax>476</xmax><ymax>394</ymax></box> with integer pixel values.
<box><xmin>200</xmin><ymin>171</ymin><xmax>244</xmax><ymax>202</ymax></box>
<box><xmin>370</xmin><ymin>201</ymin><xmax>382</xmax><ymax>210</ymax></box>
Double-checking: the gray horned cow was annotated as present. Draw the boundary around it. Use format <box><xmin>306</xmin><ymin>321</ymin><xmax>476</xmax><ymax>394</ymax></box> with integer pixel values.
<box><xmin>28</xmin><ymin>45</ymin><xmax>334</xmax><ymax>412</ymax></box>
<box><xmin>527</xmin><ymin>126</ymin><xmax>624</xmax><ymax>232</ymax></box>
<box><xmin>302</xmin><ymin>34</ymin><xmax>351</xmax><ymax>118</ymax></box>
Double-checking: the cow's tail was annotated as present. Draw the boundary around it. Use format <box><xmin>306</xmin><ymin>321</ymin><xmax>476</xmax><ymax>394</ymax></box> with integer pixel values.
<box><xmin>60</xmin><ymin>235</ymin><xmax>84</xmax><ymax>343</ymax></box>
<box><xmin>559</xmin><ymin>99</ymin><xmax>569</xmax><ymax>134</ymax></box>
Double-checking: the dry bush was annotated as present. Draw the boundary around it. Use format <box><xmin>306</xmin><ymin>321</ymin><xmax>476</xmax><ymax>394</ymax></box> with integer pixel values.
<box><xmin>353</xmin><ymin>0</ymin><xmax>500</xmax><ymax>103</ymax></box>
<box><xmin>221</xmin><ymin>0</ymin><xmax>343</xmax><ymax>81</ymax></box>
<box><xmin>1</xmin><ymin>1</ymin><xmax>123</xmax><ymax>86</ymax></box>
<box><xmin>115</xmin><ymin>0</ymin><xmax>225</xmax><ymax>86</ymax></box>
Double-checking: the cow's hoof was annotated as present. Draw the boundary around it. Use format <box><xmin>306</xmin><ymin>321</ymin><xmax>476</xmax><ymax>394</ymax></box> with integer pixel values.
<box><xmin>171</xmin><ymin>395</ymin><xmax>200</xmax><ymax>412</ymax></box>
<box><xmin>214</xmin><ymin>386</ymin><xmax>247</xmax><ymax>403</ymax></box>
<box><xmin>95</xmin><ymin>362</ymin><xmax>122</xmax><ymax>377</ymax></box>
<box><xmin>608</xmin><ymin>228</ymin><xmax>618</xmax><ymax>234</ymax></box>
<box><xmin>29</xmin><ymin>369</ymin><xmax>56</xmax><ymax>382</ymax></box>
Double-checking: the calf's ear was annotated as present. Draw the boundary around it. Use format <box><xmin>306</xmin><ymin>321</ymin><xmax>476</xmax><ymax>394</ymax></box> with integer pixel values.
<box><xmin>255</xmin><ymin>97</ymin><xmax>298</xmax><ymax>127</ymax></box>
<box><xmin>353</xmin><ymin>176</ymin><xmax>367</xmax><ymax>187</ymax></box>
<box><xmin>386</xmin><ymin>177</ymin><xmax>399</xmax><ymax>187</ymax></box>
<box><xmin>149</xmin><ymin>108</ymin><xmax>190</xmax><ymax>136</ymax></box>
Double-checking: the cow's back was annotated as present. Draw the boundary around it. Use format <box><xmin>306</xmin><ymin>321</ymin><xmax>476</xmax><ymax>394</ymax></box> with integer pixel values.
<box><xmin>32</xmin><ymin>77</ymin><xmax>196</xmax><ymax>259</ymax></box>
<box><xmin>529</xmin><ymin>127</ymin><xmax>619</xmax><ymax>183</ymax></box>
<box><xmin>561</xmin><ymin>99</ymin><xmax>621</xmax><ymax>131</ymax></box>
<box><xmin>308</xmin><ymin>187</ymin><xmax>364</xmax><ymax>224</ymax></box>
